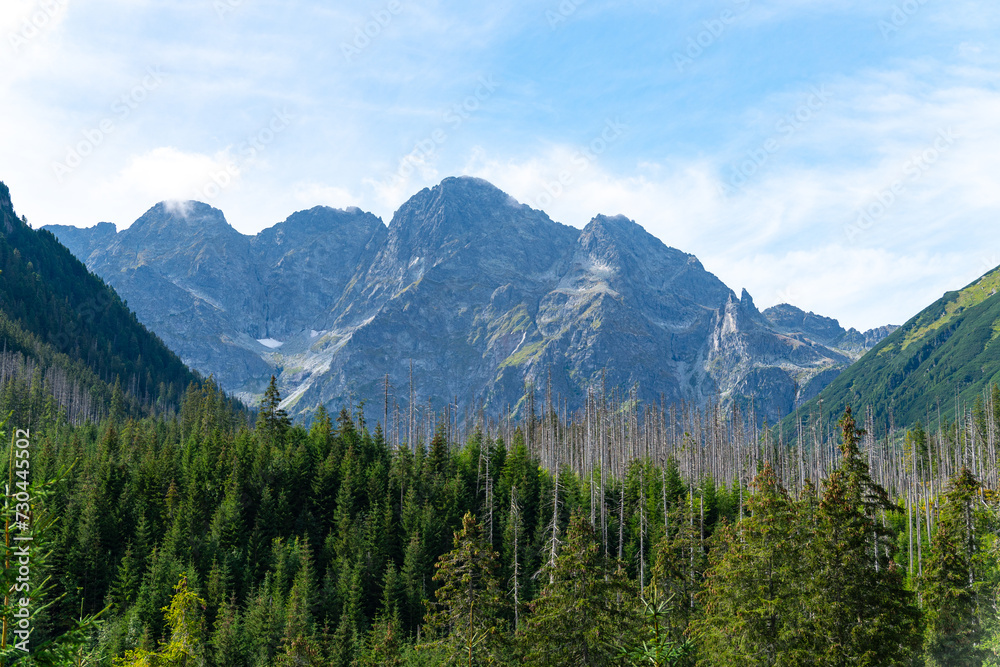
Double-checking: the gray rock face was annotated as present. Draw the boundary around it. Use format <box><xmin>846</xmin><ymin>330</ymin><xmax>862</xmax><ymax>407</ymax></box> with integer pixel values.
<box><xmin>762</xmin><ymin>303</ymin><xmax>899</xmax><ymax>358</ymax></box>
<box><xmin>762</xmin><ymin>303</ymin><xmax>846</xmax><ymax>346</ymax></box>
<box><xmin>45</xmin><ymin>177</ymin><xmax>893</xmax><ymax>423</ymax></box>
<box><xmin>47</xmin><ymin>201</ymin><xmax>385</xmax><ymax>396</ymax></box>
<box><xmin>42</xmin><ymin>220</ymin><xmax>117</xmax><ymax>257</ymax></box>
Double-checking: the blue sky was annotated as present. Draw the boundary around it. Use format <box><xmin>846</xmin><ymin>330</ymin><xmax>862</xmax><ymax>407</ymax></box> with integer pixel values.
<box><xmin>2</xmin><ymin>0</ymin><xmax>999</xmax><ymax>330</ymax></box>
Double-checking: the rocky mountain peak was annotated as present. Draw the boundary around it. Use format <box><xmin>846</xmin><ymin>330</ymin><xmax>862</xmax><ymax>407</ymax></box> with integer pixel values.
<box><xmin>577</xmin><ymin>214</ymin><xmax>714</xmax><ymax>296</ymax></box>
<box><xmin>41</xmin><ymin>220</ymin><xmax>118</xmax><ymax>262</ymax></box>
<box><xmin>583</xmin><ymin>212</ymin><xmax>637</xmax><ymax>234</ymax></box>
<box><xmin>106</xmin><ymin>201</ymin><xmax>249</xmax><ymax>281</ymax></box>
<box><xmin>275</xmin><ymin>205</ymin><xmax>381</xmax><ymax>233</ymax></box>
<box><xmin>386</xmin><ymin>176</ymin><xmax>553</xmax><ymax>253</ymax></box>
<box><xmin>43</xmin><ymin>176</ymin><xmax>897</xmax><ymax>424</ymax></box>
<box><xmin>129</xmin><ymin>200</ymin><xmax>231</xmax><ymax>235</ymax></box>
<box><xmin>580</xmin><ymin>214</ymin><xmax>650</xmax><ymax>260</ymax></box>
<box><xmin>762</xmin><ymin>302</ymin><xmax>898</xmax><ymax>359</ymax></box>
<box><xmin>346</xmin><ymin>178</ymin><xmax>577</xmax><ymax>318</ymax></box>
<box><xmin>719</xmin><ymin>287</ymin><xmax>767</xmax><ymax>336</ymax></box>
<box><xmin>254</xmin><ymin>206</ymin><xmax>385</xmax><ymax>252</ymax></box>
<box><xmin>763</xmin><ymin>303</ymin><xmax>845</xmax><ymax>345</ymax></box>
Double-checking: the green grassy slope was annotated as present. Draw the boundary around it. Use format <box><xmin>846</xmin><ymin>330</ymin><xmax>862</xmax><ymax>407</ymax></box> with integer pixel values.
<box><xmin>791</xmin><ymin>266</ymin><xmax>1000</xmax><ymax>430</ymax></box>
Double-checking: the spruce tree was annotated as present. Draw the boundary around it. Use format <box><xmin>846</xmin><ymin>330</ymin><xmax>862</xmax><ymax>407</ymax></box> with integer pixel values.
<box><xmin>647</xmin><ymin>500</ymin><xmax>706</xmax><ymax>653</ymax></box>
<box><xmin>210</xmin><ymin>594</ymin><xmax>247</xmax><ymax>667</ymax></box>
<box><xmin>427</xmin><ymin>423</ymin><xmax>452</xmax><ymax>481</ymax></box>
<box><xmin>420</xmin><ymin>512</ymin><xmax>509</xmax><ymax>666</ymax></box>
<box><xmin>114</xmin><ymin>574</ymin><xmax>207</xmax><ymax>666</ymax></box>
<box><xmin>109</xmin><ymin>545</ymin><xmax>141</xmax><ymax>613</ymax></box>
<box><xmin>620</xmin><ymin>584</ymin><xmax>691</xmax><ymax>667</ymax></box>
<box><xmin>256</xmin><ymin>376</ymin><xmax>290</xmax><ymax>443</ymax></box>
<box><xmin>355</xmin><ymin>612</ymin><xmax>405</xmax><ymax>667</ymax></box>
<box><xmin>356</xmin><ymin>561</ymin><xmax>408</xmax><ymax>667</ymax></box>
<box><xmin>244</xmin><ymin>582</ymin><xmax>282</xmax><ymax>666</ymax></box>
<box><xmin>693</xmin><ymin>464</ymin><xmax>807</xmax><ymax>666</ymax></box>
<box><xmin>281</xmin><ymin>538</ymin><xmax>318</xmax><ymax>654</ymax></box>
<box><xmin>522</xmin><ymin>513</ymin><xmax>637</xmax><ymax>667</ymax></box>
<box><xmin>328</xmin><ymin>559</ymin><xmax>363</xmax><ymax>667</ymax></box>
<box><xmin>804</xmin><ymin>407</ymin><xmax>921</xmax><ymax>666</ymax></box>
<box><xmin>923</xmin><ymin>467</ymin><xmax>987</xmax><ymax>666</ymax></box>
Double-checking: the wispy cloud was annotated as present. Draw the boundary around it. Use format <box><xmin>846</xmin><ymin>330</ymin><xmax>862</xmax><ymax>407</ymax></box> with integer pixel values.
<box><xmin>1</xmin><ymin>0</ymin><xmax>998</xmax><ymax>330</ymax></box>
<box><xmin>457</xmin><ymin>60</ymin><xmax>1000</xmax><ymax>329</ymax></box>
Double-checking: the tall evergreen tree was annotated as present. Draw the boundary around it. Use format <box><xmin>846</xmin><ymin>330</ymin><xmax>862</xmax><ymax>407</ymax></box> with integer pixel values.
<box><xmin>522</xmin><ymin>513</ymin><xmax>637</xmax><ymax>667</ymax></box>
<box><xmin>693</xmin><ymin>464</ymin><xmax>807</xmax><ymax>666</ymax></box>
<box><xmin>619</xmin><ymin>583</ymin><xmax>691</xmax><ymax>667</ymax></box>
<box><xmin>923</xmin><ymin>467</ymin><xmax>987</xmax><ymax>666</ymax></box>
<box><xmin>114</xmin><ymin>574</ymin><xmax>207</xmax><ymax>666</ymax></box>
<box><xmin>804</xmin><ymin>407</ymin><xmax>921</xmax><ymax>666</ymax></box>
<box><xmin>428</xmin><ymin>423</ymin><xmax>452</xmax><ymax>482</ymax></box>
<box><xmin>256</xmin><ymin>376</ymin><xmax>290</xmax><ymax>443</ymax></box>
<box><xmin>647</xmin><ymin>500</ymin><xmax>706</xmax><ymax>655</ymax></box>
<box><xmin>420</xmin><ymin>512</ymin><xmax>510</xmax><ymax>666</ymax></box>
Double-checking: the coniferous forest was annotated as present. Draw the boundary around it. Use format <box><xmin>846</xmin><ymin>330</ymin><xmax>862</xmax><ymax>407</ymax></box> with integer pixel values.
<box><xmin>3</xmin><ymin>175</ymin><xmax>1000</xmax><ymax>665</ymax></box>
<box><xmin>2</xmin><ymin>370</ymin><xmax>1000</xmax><ymax>666</ymax></box>
<box><xmin>5</xmin><ymin>0</ymin><xmax>1000</xmax><ymax>662</ymax></box>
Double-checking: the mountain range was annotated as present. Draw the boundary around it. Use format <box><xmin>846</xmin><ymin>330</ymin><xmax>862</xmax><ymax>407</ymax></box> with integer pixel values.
<box><xmin>45</xmin><ymin>176</ymin><xmax>895</xmax><ymax>423</ymax></box>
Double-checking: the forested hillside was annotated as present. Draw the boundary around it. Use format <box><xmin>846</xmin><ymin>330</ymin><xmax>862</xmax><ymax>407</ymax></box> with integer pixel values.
<box><xmin>4</xmin><ymin>377</ymin><xmax>999</xmax><ymax>666</ymax></box>
<box><xmin>795</xmin><ymin>265</ymin><xmax>1000</xmax><ymax>431</ymax></box>
<box><xmin>0</xmin><ymin>181</ymin><xmax>200</xmax><ymax>422</ymax></box>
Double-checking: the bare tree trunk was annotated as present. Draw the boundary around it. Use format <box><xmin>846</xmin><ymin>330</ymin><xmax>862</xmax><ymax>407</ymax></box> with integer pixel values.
<box><xmin>618</xmin><ymin>483</ymin><xmax>625</xmax><ymax>561</ymax></box>
<box><xmin>510</xmin><ymin>486</ymin><xmax>521</xmax><ymax>631</ymax></box>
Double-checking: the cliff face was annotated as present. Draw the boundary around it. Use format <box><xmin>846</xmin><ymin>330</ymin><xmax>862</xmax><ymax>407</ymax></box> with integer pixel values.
<box><xmin>763</xmin><ymin>303</ymin><xmax>898</xmax><ymax>355</ymax></box>
<box><xmin>46</xmin><ymin>177</ymin><xmax>889</xmax><ymax>422</ymax></box>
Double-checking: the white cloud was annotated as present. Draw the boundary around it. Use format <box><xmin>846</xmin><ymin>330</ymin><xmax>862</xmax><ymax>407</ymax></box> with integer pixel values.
<box><xmin>162</xmin><ymin>199</ymin><xmax>195</xmax><ymax>217</ymax></box>
<box><xmin>110</xmin><ymin>146</ymin><xmax>238</xmax><ymax>204</ymax></box>
<box><xmin>3</xmin><ymin>0</ymin><xmax>1000</xmax><ymax>337</ymax></box>
<box><xmin>450</xmin><ymin>60</ymin><xmax>1000</xmax><ymax>330</ymax></box>
<box><xmin>2</xmin><ymin>0</ymin><xmax>72</xmax><ymax>56</ymax></box>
